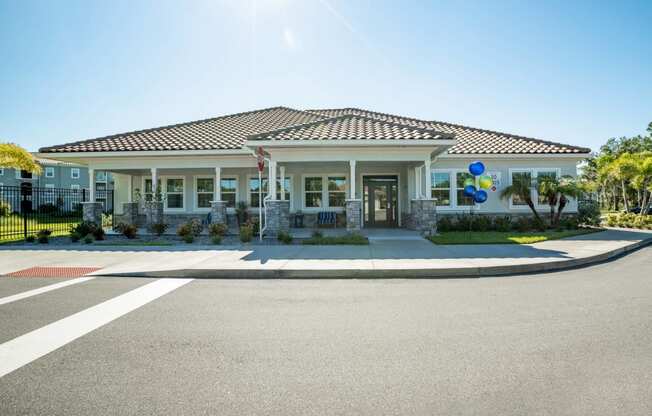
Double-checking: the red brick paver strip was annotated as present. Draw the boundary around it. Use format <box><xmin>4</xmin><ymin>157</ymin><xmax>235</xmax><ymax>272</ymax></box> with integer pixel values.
<box><xmin>6</xmin><ymin>267</ymin><xmax>102</xmax><ymax>278</ymax></box>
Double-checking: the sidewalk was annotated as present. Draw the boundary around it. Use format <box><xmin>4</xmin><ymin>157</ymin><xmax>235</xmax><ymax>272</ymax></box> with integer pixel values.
<box><xmin>1</xmin><ymin>229</ymin><xmax>650</xmax><ymax>278</ymax></box>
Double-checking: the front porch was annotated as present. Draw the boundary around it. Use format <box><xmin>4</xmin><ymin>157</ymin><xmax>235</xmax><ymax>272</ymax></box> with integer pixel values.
<box><xmin>81</xmin><ymin>149</ymin><xmax>444</xmax><ymax>238</ymax></box>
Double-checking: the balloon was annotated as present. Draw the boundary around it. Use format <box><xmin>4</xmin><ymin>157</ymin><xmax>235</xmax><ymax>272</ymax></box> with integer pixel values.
<box><xmin>478</xmin><ymin>175</ymin><xmax>493</xmax><ymax>189</ymax></box>
<box><xmin>473</xmin><ymin>189</ymin><xmax>488</xmax><ymax>203</ymax></box>
<box><xmin>463</xmin><ymin>185</ymin><xmax>476</xmax><ymax>197</ymax></box>
<box><xmin>469</xmin><ymin>161</ymin><xmax>485</xmax><ymax>176</ymax></box>
<box><xmin>463</xmin><ymin>178</ymin><xmax>475</xmax><ymax>188</ymax></box>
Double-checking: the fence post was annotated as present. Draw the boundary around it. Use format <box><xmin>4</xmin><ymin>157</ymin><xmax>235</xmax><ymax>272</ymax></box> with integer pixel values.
<box><xmin>22</xmin><ymin>191</ymin><xmax>28</xmax><ymax>240</ymax></box>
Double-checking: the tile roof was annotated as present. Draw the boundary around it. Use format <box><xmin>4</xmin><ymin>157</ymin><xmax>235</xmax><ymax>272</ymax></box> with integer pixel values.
<box><xmin>40</xmin><ymin>107</ymin><xmax>325</xmax><ymax>153</ymax></box>
<box><xmin>248</xmin><ymin>114</ymin><xmax>452</xmax><ymax>142</ymax></box>
<box><xmin>307</xmin><ymin>108</ymin><xmax>591</xmax><ymax>154</ymax></box>
<box><xmin>40</xmin><ymin>105</ymin><xmax>590</xmax><ymax>155</ymax></box>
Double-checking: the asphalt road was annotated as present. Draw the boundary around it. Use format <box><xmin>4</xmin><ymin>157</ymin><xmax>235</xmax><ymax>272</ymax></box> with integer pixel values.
<box><xmin>1</xmin><ymin>247</ymin><xmax>651</xmax><ymax>415</ymax></box>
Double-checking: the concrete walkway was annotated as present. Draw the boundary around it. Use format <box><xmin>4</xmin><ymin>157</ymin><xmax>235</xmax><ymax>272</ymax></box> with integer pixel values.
<box><xmin>0</xmin><ymin>229</ymin><xmax>650</xmax><ymax>278</ymax></box>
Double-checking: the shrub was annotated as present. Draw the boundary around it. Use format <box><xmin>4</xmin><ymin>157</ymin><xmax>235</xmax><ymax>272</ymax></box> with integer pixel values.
<box><xmin>208</xmin><ymin>223</ymin><xmax>228</xmax><ymax>237</ymax></box>
<box><xmin>437</xmin><ymin>216</ymin><xmax>454</xmax><ymax>232</ymax></box>
<box><xmin>149</xmin><ymin>222</ymin><xmax>168</xmax><ymax>236</ymax></box>
<box><xmin>239</xmin><ymin>224</ymin><xmax>253</xmax><ymax>242</ymax></box>
<box><xmin>493</xmin><ymin>216</ymin><xmax>512</xmax><ymax>232</ymax></box>
<box><xmin>35</xmin><ymin>229</ymin><xmax>51</xmax><ymax>244</ymax></box>
<box><xmin>71</xmin><ymin>221</ymin><xmax>99</xmax><ymax>239</ymax></box>
<box><xmin>83</xmin><ymin>235</ymin><xmax>94</xmax><ymax>244</ymax></box>
<box><xmin>311</xmin><ymin>230</ymin><xmax>323</xmax><ymax>238</ymax></box>
<box><xmin>577</xmin><ymin>200</ymin><xmax>601</xmax><ymax>226</ymax></box>
<box><xmin>183</xmin><ymin>234</ymin><xmax>194</xmax><ymax>244</ymax></box>
<box><xmin>70</xmin><ymin>232</ymin><xmax>81</xmax><ymax>243</ymax></box>
<box><xmin>558</xmin><ymin>216</ymin><xmax>579</xmax><ymax>230</ymax></box>
<box><xmin>455</xmin><ymin>214</ymin><xmax>473</xmax><ymax>231</ymax></box>
<box><xmin>513</xmin><ymin>217</ymin><xmax>533</xmax><ymax>232</ymax></box>
<box><xmin>277</xmin><ymin>231</ymin><xmax>293</xmax><ymax>244</ymax></box>
<box><xmin>26</xmin><ymin>235</ymin><xmax>36</xmax><ymax>243</ymax></box>
<box><xmin>0</xmin><ymin>200</ymin><xmax>11</xmax><ymax>217</ymax></box>
<box><xmin>211</xmin><ymin>235</ymin><xmax>222</xmax><ymax>245</ymax></box>
<box><xmin>471</xmin><ymin>216</ymin><xmax>492</xmax><ymax>232</ymax></box>
<box><xmin>116</xmin><ymin>223</ymin><xmax>138</xmax><ymax>239</ymax></box>
<box><xmin>177</xmin><ymin>219</ymin><xmax>203</xmax><ymax>238</ymax></box>
<box><xmin>92</xmin><ymin>227</ymin><xmax>105</xmax><ymax>241</ymax></box>
<box><xmin>302</xmin><ymin>232</ymin><xmax>368</xmax><ymax>245</ymax></box>
<box><xmin>236</xmin><ymin>201</ymin><xmax>249</xmax><ymax>226</ymax></box>
<box><xmin>37</xmin><ymin>203</ymin><xmax>59</xmax><ymax>214</ymax></box>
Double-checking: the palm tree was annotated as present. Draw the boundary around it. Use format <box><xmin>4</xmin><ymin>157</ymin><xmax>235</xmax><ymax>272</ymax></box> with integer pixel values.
<box><xmin>0</xmin><ymin>142</ymin><xmax>41</xmax><ymax>174</ymax></box>
<box><xmin>537</xmin><ymin>175</ymin><xmax>560</xmax><ymax>227</ymax></box>
<box><xmin>554</xmin><ymin>176</ymin><xmax>582</xmax><ymax>226</ymax></box>
<box><xmin>608</xmin><ymin>153</ymin><xmax>637</xmax><ymax>211</ymax></box>
<box><xmin>500</xmin><ymin>177</ymin><xmax>544</xmax><ymax>225</ymax></box>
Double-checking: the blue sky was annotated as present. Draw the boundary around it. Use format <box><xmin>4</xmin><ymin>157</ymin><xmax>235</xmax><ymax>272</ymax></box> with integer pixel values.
<box><xmin>1</xmin><ymin>0</ymin><xmax>650</xmax><ymax>152</ymax></box>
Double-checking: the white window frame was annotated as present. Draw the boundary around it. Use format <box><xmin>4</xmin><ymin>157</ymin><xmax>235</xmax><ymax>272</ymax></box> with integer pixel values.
<box><xmin>429</xmin><ymin>169</ymin><xmax>479</xmax><ymax>211</ymax></box>
<box><xmin>96</xmin><ymin>171</ymin><xmax>107</xmax><ymax>182</ymax></box>
<box><xmin>301</xmin><ymin>173</ymin><xmax>348</xmax><ymax>212</ymax></box>
<box><xmin>0</xmin><ymin>168</ymin><xmax>4</xmax><ymax>176</ymax></box>
<box><xmin>508</xmin><ymin>168</ymin><xmax>562</xmax><ymax>210</ymax></box>
<box><xmin>71</xmin><ymin>184</ymin><xmax>80</xmax><ymax>190</ymax></box>
<box><xmin>163</xmin><ymin>176</ymin><xmax>185</xmax><ymax>211</ymax></box>
<box><xmin>44</xmin><ymin>167</ymin><xmax>55</xmax><ymax>178</ymax></box>
<box><xmin>43</xmin><ymin>183</ymin><xmax>55</xmax><ymax>204</ymax></box>
<box><xmin>246</xmin><ymin>174</ymin><xmax>293</xmax><ymax>211</ymax></box>
<box><xmin>141</xmin><ymin>176</ymin><xmax>185</xmax><ymax>212</ymax></box>
<box><xmin>16</xmin><ymin>170</ymin><xmax>34</xmax><ymax>180</ymax></box>
<box><xmin>193</xmin><ymin>175</ymin><xmax>239</xmax><ymax>212</ymax></box>
<box><xmin>71</xmin><ymin>168</ymin><xmax>80</xmax><ymax>179</ymax></box>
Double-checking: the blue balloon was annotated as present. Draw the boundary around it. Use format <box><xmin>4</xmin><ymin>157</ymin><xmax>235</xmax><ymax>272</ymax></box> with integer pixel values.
<box><xmin>463</xmin><ymin>185</ymin><xmax>476</xmax><ymax>197</ymax></box>
<box><xmin>469</xmin><ymin>161</ymin><xmax>485</xmax><ymax>176</ymax></box>
<box><xmin>473</xmin><ymin>189</ymin><xmax>488</xmax><ymax>203</ymax></box>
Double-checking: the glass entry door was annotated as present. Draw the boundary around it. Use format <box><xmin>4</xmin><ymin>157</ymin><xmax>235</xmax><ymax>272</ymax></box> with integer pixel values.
<box><xmin>363</xmin><ymin>176</ymin><xmax>398</xmax><ymax>228</ymax></box>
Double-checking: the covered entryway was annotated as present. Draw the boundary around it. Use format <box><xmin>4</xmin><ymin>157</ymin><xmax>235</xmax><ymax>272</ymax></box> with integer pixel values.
<box><xmin>363</xmin><ymin>175</ymin><xmax>399</xmax><ymax>228</ymax></box>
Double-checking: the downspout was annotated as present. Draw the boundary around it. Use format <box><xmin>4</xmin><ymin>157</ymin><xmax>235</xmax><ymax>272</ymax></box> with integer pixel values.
<box><xmin>247</xmin><ymin>148</ymin><xmax>272</xmax><ymax>238</ymax></box>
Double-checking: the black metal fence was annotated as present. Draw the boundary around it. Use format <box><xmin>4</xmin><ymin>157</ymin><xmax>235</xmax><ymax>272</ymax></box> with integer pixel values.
<box><xmin>0</xmin><ymin>185</ymin><xmax>114</xmax><ymax>242</ymax></box>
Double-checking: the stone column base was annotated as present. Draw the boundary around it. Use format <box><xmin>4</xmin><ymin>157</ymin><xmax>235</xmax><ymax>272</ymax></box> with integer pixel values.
<box><xmin>409</xmin><ymin>199</ymin><xmax>437</xmax><ymax>235</ymax></box>
<box><xmin>82</xmin><ymin>202</ymin><xmax>104</xmax><ymax>225</ymax></box>
<box><xmin>345</xmin><ymin>199</ymin><xmax>362</xmax><ymax>232</ymax></box>
<box><xmin>265</xmin><ymin>200</ymin><xmax>290</xmax><ymax>237</ymax></box>
<box><xmin>210</xmin><ymin>200</ymin><xmax>228</xmax><ymax>225</ymax></box>
<box><xmin>118</xmin><ymin>202</ymin><xmax>139</xmax><ymax>225</ymax></box>
<box><xmin>144</xmin><ymin>201</ymin><xmax>164</xmax><ymax>228</ymax></box>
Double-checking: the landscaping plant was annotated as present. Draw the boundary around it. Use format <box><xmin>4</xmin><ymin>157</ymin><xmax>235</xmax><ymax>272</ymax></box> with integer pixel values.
<box><xmin>0</xmin><ymin>200</ymin><xmax>11</xmax><ymax>217</ymax></box>
<box><xmin>36</xmin><ymin>229</ymin><xmax>52</xmax><ymax>244</ymax></box>
<box><xmin>177</xmin><ymin>219</ymin><xmax>203</xmax><ymax>239</ymax></box>
<box><xmin>83</xmin><ymin>235</ymin><xmax>94</xmax><ymax>244</ymax></box>
<box><xmin>149</xmin><ymin>222</ymin><xmax>168</xmax><ymax>236</ymax></box>
<box><xmin>239</xmin><ymin>223</ymin><xmax>253</xmax><ymax>242</ymax></box>
<box><xmin>183</xmin><ymin>234</ymin><xmax>194</xmax><ymax>244</ymax></box>
<box><xmin>302</xmin><ymin>232</ymin><xmax>368</xmax><ymax>245</ymax></box>
<box><xmin>26</xmin><ymin>235</ymin><xmax>36</xmax><ymax>243</ymax></box>
<box><xmin>211</xmin><ymin>235</ymin><xmax>222</xmax><ymax>245</ymax></box>
<box><xmin>115</xmin><ymin>223</ymin><xmax>138</xmax><ymax>239</ymax></box>
<box><xmin>277</xmin><ymin>231</ymin><xmax>293</xmax><ymax>244</ymax></box>
<box><xmin>208</xmin><ymin>223</ymin><xmax>228</xmax><ymax>238</ymax></box>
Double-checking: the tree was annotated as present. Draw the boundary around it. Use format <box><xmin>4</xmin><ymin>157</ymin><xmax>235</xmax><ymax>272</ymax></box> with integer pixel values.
<box><xmin>607</xmin><ymin>153</ymin><xmax>638</xmax><ymax>211</ymax></box>
<box><xmin>537</xmin><ymin>175</ymin><xmax>560</xmax><ymax>226</ymax></box>
<box><xmin>0</xmin><ymin>143</ymin><xmax>41</xmax><ymax>174</ymax></box>
<box><xmin>554</xmin><ymin>176</ymin><xmax>582</xmax><ymax>226</ymax></box>
<box><xmin>500</xmin><ymin>177</ymin><xmax>544</xmax><ymax>225</ymax></box>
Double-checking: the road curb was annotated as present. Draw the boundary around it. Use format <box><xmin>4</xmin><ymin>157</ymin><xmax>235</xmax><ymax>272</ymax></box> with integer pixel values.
<box><xmin>102</xmin><ymin>237</ymin><xmax>652</xmax><ymax>279</ymax></box>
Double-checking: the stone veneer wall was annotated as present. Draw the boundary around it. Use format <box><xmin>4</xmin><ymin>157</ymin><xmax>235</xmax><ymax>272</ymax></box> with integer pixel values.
<box><xmin>82</xmin><ymin>202</ymin><xmax>104</xmax><ymax>225</ymax></box>
<box><xmin>144</xmin><ymin>201</ymin><xmax>164</xmax><ymax>228</ymax></box>
<box><xmin>408</xmin><ymin>199</ymin><xmax>437</xmax><ymax>235</ymax></box>
<box><xmin>345</xmin><ymin>199</ymin><xmax>362</xmax><ymax>232</ymax></box>
<box><xmin>210</xmin><ymin>201</ymin><xmax>228</xmax><ymax>225</ymax></box>
<box><xmin>265</xmin><ymin>200</ymin><xmax>290</xmax><ymax>236</ymax></box>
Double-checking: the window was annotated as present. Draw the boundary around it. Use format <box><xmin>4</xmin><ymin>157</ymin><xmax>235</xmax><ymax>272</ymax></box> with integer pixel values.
<box><xmin>327</xmin><ymin>176</ymin><xmax>346</xmax><ymax>207</ymax></box>
<box><xmin>165</xmin><ymin>178</ymin><xmax>184</xmax><ymax>209</ymax></box>
<box><xmin>304</xmin><ymin>177</ymin><xmax>323</xmax><ymax>208</ymax></box>
<box><xmin>510</xmin><ymin>171</ymin><xmax>532</xmax><ymax>206</ymax></box>
<box><xmin>143</xmin><ymin>178</ymin><xmax>161</xmax><ymax>202</ymax></box>
<box><xmin>96</xmin><ymin>171</ymin><xmax>107</xmax><ymax>182</ymax></box>
<box><xmin>0</xmin><ymin>168</ymin><xmax>4</xmax><ymax>176</ymax></box>
<box><xmin>44</xmin><ymin>184</ymin><xmax>55</xmax><ymax>203</ymax></box>
<box><xmin>536</xmin><ymin>170</ymin><xmax>558</xmax><ymax>205</ymax></box>
<box><xmin>456</xmin><ymin>172</ymin><xmax>475</xmax><ymax>207</ymax></box>
<box><xmin>45</xmin><ymin>167</ymin><xmax>55</xmax><ymax>178</ymax></box>
<box><xmin>71</xmin><ymin>184</ymin><xmax>80</xmax><ymax>190</ymax></box>
<box><xmin>17</xmin><ymin>170</ymin><xmax>33</xmax><ymax>180</ymax></box>
<box><xmin>71</xmin><ymin>168</ymin><xmax>80</xmax><ymax>179</ymax></box>
<box><xmin>196</xmin><ymin>177</ymin><xmax>214</xmax><ymax>209</ymax></box>
<box><xmin>431</xmin><ymin>172</ymin><xmax>451</xmax><ymax>206</ymax></box>
<box><xmin>248</xmin><ymin>177</ymin><xmax>290</xmax><ymax>208</ymax></box>
<box><xmin>221</xmin><ymin>178</ymin><xmax>238</xmax><ymax>208</ymax></box>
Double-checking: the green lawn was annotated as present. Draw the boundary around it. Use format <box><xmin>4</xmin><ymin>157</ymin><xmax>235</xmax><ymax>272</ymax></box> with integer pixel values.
<box><xmin>95</xmin><ymin>241</ymin><xmax>174</xmax><ymax>246</ymax></box>
<box><xmin>0</xmin><ymin>214</ymin><xmax>80</xmax><ymax>243</ymax></box>
<box><xmin>302</xmin><ymin>233</ymin><xmax>369</xmax><ymax>245</ymax></box>
<box><xmin>428</xmin><ymin>228</ymin><xmax>600</xmax><ymax>245</ymax></box>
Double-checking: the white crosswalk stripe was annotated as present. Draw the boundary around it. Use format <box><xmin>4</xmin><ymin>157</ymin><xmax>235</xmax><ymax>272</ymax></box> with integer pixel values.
<box><xmin>0</xmin><ymin>278</ymin><xmax>193</xmax><ymax>378</ymax></box>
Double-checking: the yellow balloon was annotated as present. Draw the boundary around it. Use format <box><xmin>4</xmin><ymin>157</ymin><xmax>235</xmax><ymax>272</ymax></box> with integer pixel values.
<box><xmin>478</xmin><ymin>175</ymin><xmax>493</xmax><ymax>189</ymax></box>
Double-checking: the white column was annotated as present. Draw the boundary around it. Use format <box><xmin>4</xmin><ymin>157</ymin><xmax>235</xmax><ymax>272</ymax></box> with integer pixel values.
<box><xmin>88</xmin><ymin>168</ymin><xmax>95</xmax><ymax>203</ymax></box>
<box><xmin>349</xmin><ymin>160</ymin><xmax>356</xmax><ymax>199</ymax></box>
<box><xmin>415</xmin><ymin>166</ymin><xmax>421</xmax><ymax>199</ymax></box>
<box><xmin>214</xmin><ymin>167</ymin><xmax>222</xmax><ymax>201</ymax></box>
<box><xmin>150</xmin><ymin>167</ymin><xmax>158</xmax><ymax>196</ymax></box>
<box><xmin>127</xmin><ymin>174</ymin><xmax>133</xmax><ymax>203</ymax></box>
<box><xmin>279</xmin><ymin>166</ymin><xmax>286</xmax><ymax>201</ymax></box>
<box><xmin>269</xmin><ymin>160</ymin><xmax>277</xmax><ymax>199</ymax></box>
<box><xmin>424</xmin><ymin>159</ymin><xmax>432</xmax><ymax>199</ymax></box>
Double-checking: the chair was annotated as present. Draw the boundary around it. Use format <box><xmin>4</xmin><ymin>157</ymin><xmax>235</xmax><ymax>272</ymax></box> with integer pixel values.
<box><xmin>317</xmin><ymin>211</ymin><xmax>337</xmax><ymax>228</ymax></box>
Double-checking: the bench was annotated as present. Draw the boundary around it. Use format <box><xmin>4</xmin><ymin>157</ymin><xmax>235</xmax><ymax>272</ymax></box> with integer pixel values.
<box><xmin>317</xmin><ymin>211</ymin><xmax>337</xmax><ymax>228</ymax></box>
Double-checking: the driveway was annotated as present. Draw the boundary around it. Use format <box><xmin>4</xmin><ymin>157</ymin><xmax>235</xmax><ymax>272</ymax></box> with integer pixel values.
<box><xmin>0</xmin><ymin>247</ymin><xmax>651</xmax><ymax>415</ymax></box>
